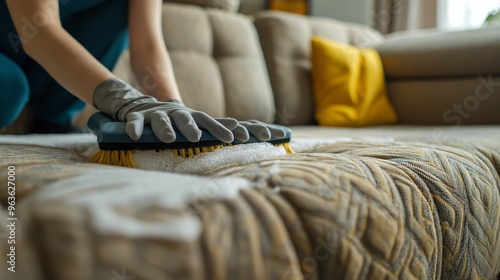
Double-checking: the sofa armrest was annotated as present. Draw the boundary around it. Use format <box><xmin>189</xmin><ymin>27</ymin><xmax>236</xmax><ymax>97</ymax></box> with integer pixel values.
<box><xmin>377</xmin><ymin>26</ymin><xmax>500</xmax><ymax>79</ymax></box>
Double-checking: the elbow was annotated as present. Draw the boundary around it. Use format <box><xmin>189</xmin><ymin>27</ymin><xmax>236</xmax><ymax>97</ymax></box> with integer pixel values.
<box><xmin>7</xmin><ymin>30</ymin><xmax>32</xmax><ymax>56</ymax></box>
<box><xmin>19</xmin><ymin>41</ymin><xmax>36</xmax><ymax>58</ymax></box>
<box><xmin>8</xmin><ymin>18</ymin><xmax>42</xmax><ymax>55</ymax></box>
<box><xmin>8</xmin><ymin>23</ymin><xmax>62</xmax><ymax>57</ymax></box>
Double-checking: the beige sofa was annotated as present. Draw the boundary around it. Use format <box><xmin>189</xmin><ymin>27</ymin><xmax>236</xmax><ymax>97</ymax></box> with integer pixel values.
<box><xmin>109</xmin><ymin>0</ymin><xmax>500</xmax><ymax>130</ymax></box>
<box><xmin>1</xmin><ymin>0</ymin><xmax>500</xmax><ymax>279</ymax></box>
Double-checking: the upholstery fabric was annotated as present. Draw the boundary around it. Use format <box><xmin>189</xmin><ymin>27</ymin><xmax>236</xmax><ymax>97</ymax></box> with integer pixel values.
<box><xmin>387</xmin><ymin>76</ymin><xmax>500</xmax><ymax>124</ymax></box>
<box><xmin>110</xmin><ymin>3</ymin><xmax>275</xmax><ymax>123</ymax></box>
<box><xmin>1</xmin><ymin>135</ymin><xmax>500</xmax><ymax>279</ymax></box>
<box><xmin>254</xmin><ymin>11</ymin><xmax>384</xmax><ymax>125</ymax></box>
<box><xmin>378</xmin><ymin>25</ymin><xmax>500</xmax><ymax>79</ymax></box>
<box><xmin>2</xmin><ymin>4</ymin><xmax>500</xmax><ymax>279</ymax></box>
<box><xmin>311</xmin><ymin>36</ymin><xmax>397</xmax><ymax>127</ymax></box>
<box><xmin>160</xmin><ymin>3</ymin><xmax>275</xmax><ymax>122</ymax></box>
<box><xmin>165</xmin><ymin>0</ymin><xmax>240</xmax><ymax>12</ymax></box>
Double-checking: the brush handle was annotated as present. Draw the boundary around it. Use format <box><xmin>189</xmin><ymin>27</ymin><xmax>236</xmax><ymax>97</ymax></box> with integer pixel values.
<box><xmin>88</xmin><ymin>112</ymin><xmax>292</xmax><ymax>150</ymax></box>
<box><xmin>88</xmin><ymin>112</ymin><xmax>221</xmax><ymax>143</ymax></box>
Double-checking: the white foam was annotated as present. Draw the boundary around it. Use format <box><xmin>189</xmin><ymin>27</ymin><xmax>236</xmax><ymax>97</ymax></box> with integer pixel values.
<box><xmin>20</xmin><ymin>168</ymin><xmax>254</xmax><ymax>241</ymax></box>
<box><xmin>131</xmin><ymin>142</ymin><xmax>287</xmax><ymax>174</ymax></box>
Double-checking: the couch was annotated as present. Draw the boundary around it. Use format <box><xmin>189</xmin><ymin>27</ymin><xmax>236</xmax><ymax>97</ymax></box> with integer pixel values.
<box><xmin>1</xmin><ymin>0</ymin><xmax>500</xmax><ymax>279</ymax></box>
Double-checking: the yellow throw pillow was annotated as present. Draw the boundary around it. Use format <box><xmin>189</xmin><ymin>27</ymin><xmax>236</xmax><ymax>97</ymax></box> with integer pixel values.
<box><xmin>311</xmin><ymin>36</ymin><xmax>398</xmax><ymax>127</ymax></box>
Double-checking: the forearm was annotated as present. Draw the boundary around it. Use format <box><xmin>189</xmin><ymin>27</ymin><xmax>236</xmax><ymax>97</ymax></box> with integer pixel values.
<box><xmin>130</xmin><ymin>47</ymin><xmax>182</xmax><ymax>102</ymax></box>
<box><xmin>22</xmin><ymin>27</ymin><xmax>114</xmax><ymax>105</ymax></box>
<box><xmin>127</xmin><ymin>0</ymin><xmax>182</xmax><ymax>102</ymax></box>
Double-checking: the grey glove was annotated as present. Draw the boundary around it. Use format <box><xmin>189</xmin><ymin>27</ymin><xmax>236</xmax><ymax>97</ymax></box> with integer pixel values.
<box><xmin>231</xmin><ymin>120</ymin><xmax>287</xmax><ymax>142</ymax></box>
<box><xmin>93</xmin><ymin>78</ymin><xmax>237</xmax><ymax>143</ymax></box>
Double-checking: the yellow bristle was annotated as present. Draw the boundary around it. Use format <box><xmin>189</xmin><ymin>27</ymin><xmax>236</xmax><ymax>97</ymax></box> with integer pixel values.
<box><xmin>275</xmin><ymin>142</ymin><xmax>295</xmax><ymax>154</ymax></box>
<box><xmin>179</xmin><ymin>149</ymin><xmax>187</xmax><ymax>158</ymax></box>
<box><xmin>90</xmin><ymin>142</ymin><xmax>292</xmax><ymax>168</ymax></box>
<box><xmin>90</xmin><ymin>150</ymin><xmax>136</xmax><ymax>168</ymax></box>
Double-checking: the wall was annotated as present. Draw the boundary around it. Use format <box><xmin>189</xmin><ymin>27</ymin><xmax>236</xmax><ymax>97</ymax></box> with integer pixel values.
<box><xmin>311</xmin><ymin>0</ymin><xmax>370</xmax><ymax>25</ymax></box>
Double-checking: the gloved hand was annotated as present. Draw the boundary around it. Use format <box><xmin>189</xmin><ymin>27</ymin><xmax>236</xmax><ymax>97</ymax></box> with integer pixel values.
<box><xmin>231</xmin><ymin>120</ymin><xmax>287</xmax><ymax>142</ymax></box>
<box><xmin>92</xmin><ymin>78</ymin><xmax>238</xmax><ymax>143</ymax></box>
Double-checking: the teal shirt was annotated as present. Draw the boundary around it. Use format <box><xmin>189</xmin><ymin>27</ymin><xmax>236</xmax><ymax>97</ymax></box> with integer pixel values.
<box><xmin>0</xmin><ymin>0</ymin><xmax>109</xmax><ymax>61</ymax></box>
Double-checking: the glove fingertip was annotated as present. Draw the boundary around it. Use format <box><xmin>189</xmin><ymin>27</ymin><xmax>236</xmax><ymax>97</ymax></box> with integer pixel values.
<box><xmin>194</xmin><ymin>129</ymin><xmax>203</xmax><ymax>142</ymax></box>
<box><xmin>275</xmin><ymin>129</ymin><xmax>287</xmax><ymax>138</ymax></box>
<box><xmin>160</xmin><ymin>133</ymin><xmax>176</xmax><ymax>143</ymax></box>
<box><xmin>258</xmin><ymin>130</ymin><xmax>272</xmax><ymax>141</ymax></box>
<box><xmin>183</xmin><ymin>128</ymin><xmax>202</xmax><ymax>143</ymax></box>
<box><xmin>222</xmin><ymin>132</ymin><xmax>234</xmax><ymax>143</ymax></box>
<box><xmin>223</xmin><ymin>119</ymin><xmax>238</xmax><ymax>130</ymax></box>
<box><xmin>125</xmin><ymin>127</ymin><xmax>141</xmax><ymax>141</ymax></box>
<box><xmin>232</xmin><ymin>126</ymin><xmax>249</xmax><ymax>143</ymax></box>
<box><xmin>125</xmin><ymin>122</ymin><xmax>142</xmax><ymax>141</ymax></box>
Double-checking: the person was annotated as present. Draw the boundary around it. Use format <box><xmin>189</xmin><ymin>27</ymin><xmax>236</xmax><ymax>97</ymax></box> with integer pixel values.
<box><xmin>0</xmin><ymin>0</ymin><xmax>284</xmax><ymax>143</ymax></box>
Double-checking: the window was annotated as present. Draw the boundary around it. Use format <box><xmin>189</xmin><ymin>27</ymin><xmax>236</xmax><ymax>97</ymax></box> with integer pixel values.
<box><xmin>438</xmin><ymin>0</ymin><xmax>500</xmax><ymax>30</ymax></box>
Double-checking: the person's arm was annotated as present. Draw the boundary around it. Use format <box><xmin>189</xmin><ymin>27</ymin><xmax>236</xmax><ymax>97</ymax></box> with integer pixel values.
<box><xmin>5</xmin><ymin>0</ymin><xmax>113</xmax><ymax>105</ymax></box>
<box><xmin>128</xmin><ymin>0</ymin><xmax>182</xmax><ymax>102</ymax></box>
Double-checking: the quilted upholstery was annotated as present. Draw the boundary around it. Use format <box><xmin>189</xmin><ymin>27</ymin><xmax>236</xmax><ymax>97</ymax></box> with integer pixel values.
<box><xmin>1</xmin><ymin>138</ymin><xmax>499</xmax><ymax>279</ymax></box>
<box><xmin>113</xmin><ymin>3</ymin><xmax>276</xmax><ymax>123</ymax></box>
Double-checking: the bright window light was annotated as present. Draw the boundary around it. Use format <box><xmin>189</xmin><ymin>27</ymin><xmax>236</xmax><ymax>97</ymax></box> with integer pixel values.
<box><xmin>438</xmin><ymin>0</ymin><xmax>500</xmax><ymax>30</ymax></box>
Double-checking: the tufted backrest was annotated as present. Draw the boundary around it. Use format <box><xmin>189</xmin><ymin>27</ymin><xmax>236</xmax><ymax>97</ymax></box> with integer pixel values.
<box><xmin>114</xmin><ymin>2</ymin><xmax>275</xmax><ymax>123</ymax></box>
<box><xmin>254</xmin><ymin>11</ymin><xmax>384</xmax><ymax>125</ymax></box>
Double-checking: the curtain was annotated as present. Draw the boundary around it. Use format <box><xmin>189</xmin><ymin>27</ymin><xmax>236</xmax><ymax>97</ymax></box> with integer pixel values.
<box><xmin>370</xmin><ymin>0</ymin><xmax>437</xmax><ymax>34</ymax></box>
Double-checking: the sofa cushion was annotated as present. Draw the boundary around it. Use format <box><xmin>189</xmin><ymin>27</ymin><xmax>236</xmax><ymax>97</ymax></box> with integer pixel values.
<box><xmin>377</xmin><ymin>25</ymin><xmax>500</xmax><ymax>79</ymax></box>
<box><xmin>165</xmin><ymin>0</ymin><xmax>240</xmax><ymax>12</ymax></box>
<box><xmin>2</xmin><ymin>133</ymin><xmax>500</xmax><ymax>279</ymax></box>
<box><xmin>386</xmin><ymin>76</ymin><xmax>500</xmax><ymax>124</ymax></box>
<box><xmin>254</xmin><ymin>11</ymin><xmax>384</xmax><ymax>125</ymax></box>
<box><xmin>160</xmin><ymin>3</ymin><xmax>275</xmax><ymax>122</ymax></box>
<box><xmin>311</xmin><ymin>36</ymin><xmax>397</xmax><ymax>127</ymax></box>
<box><xmin>112</xmin><ymin>3</ymin><xmax>275</xmax><ymax>123</ymax></box>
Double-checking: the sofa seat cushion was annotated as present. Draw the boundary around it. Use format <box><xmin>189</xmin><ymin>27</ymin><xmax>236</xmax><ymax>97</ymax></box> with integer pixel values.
<box><xmin>1</xmin><ymin>132</ymin><xmax>500</xmax><ymax>279</ymax></box>
<box><xmin>289</xmin><ymin>124</ymin><xmax>500</xmax><ymax>141</ymax></box>
<box><xmin>165</xmin><ymin>0</ymin><xmax>240</xmax><ymax>12</ymax></box>
<box><xmin>377</xmin><ymin>25</ymin><xmax>500</xmax><ymax>79</ymax></box>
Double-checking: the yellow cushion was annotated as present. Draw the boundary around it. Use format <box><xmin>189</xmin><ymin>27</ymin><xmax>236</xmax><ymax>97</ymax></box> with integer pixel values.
<box><xmin>311</xmin><ymin>36</ymin><xmax>398</xmax><ymax>127</ymax></box>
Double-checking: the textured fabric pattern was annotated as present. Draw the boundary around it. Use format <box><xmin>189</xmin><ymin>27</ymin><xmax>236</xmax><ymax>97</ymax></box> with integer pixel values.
<box><xmin>1</xmin><ymin>138</ymin><xmax>500</xmax><ymax>279</ymax></box>
<box><xmin>254</xmin><ymin>11</ymin><xmax>384</xmax><ymax>125</ymax></box>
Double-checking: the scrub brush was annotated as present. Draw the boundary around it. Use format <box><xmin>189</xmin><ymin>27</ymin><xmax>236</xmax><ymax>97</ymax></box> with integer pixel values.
<box><xmin>87</xmin><ymin>112</ymin><xmax>294</xmax><ymax>168</ymax></box>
